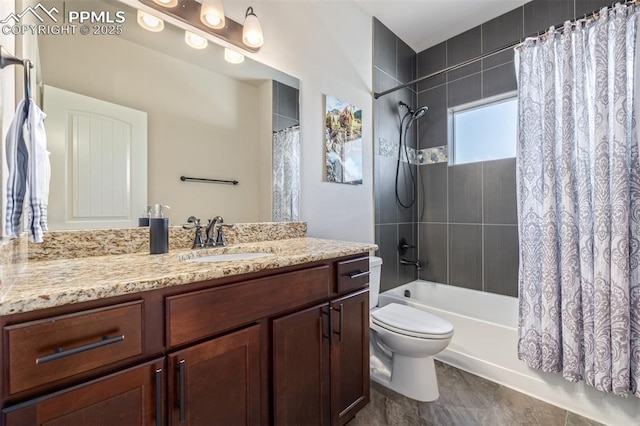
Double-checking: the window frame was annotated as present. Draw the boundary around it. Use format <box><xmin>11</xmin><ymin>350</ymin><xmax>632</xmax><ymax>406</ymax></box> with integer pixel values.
<box><xmin>448</xmin><ymin>91</ymin><xmax>518</xmax><ymax>166</ymax></box>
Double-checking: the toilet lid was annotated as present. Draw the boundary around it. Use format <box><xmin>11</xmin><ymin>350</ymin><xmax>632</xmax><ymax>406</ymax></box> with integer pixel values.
<box><xmin>371</xmin><ymin>303</ymin><xmax>454</xmax><ymax>338</ymax></box>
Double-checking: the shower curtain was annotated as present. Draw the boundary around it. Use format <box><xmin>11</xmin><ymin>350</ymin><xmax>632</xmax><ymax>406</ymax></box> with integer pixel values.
<box><xmin>272</xmin><ymin>126</ymin><xmax>300</xmax><ymax>222</ymax></box>
<box><xmin>516</xmin><ymin>4</ymin><xmax>640</xmax><ymax>397</ymax></box>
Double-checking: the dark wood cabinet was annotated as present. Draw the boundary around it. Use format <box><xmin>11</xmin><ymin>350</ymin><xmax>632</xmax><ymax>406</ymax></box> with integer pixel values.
<box><xmin>273</xmin><ymin>303</ymin><xmax>331</xmax><ymax>426</ymax></box>
<box><xmin>273</xmin><ymin>289</ymin><xmax>370</xmax><ymax>426</ymax></box>
<box><xmin>0</xmin><ymin>255</ymin><xmax>369</xmax><ymax>426</ymax></box>
<box><xmin>168</xmin><ymin>325</ymin><xmax>261</xmax><ymax>426</ymax></box>
<box><xmin>2</xmin><ymin>358</ymin><xmax>164</xmax><ymax>426</ymax></box>
<box><xmin>331</xmin><ymin>290</ymin><xmax>370</xmax><ymax>425</ymax></box>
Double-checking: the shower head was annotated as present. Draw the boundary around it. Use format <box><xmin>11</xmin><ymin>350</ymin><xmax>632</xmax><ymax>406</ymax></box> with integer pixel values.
<box><xmin>407</xmin><ymin>106</ymin><xmax>428</xmax><ymax>128</ymax></box>
<box><xmin>412</xmin><ymin>106</ymin><xmax>428</xmax><ymax>120</ymax></box>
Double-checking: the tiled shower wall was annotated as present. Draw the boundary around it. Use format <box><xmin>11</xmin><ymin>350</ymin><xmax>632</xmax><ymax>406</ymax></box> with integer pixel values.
<box><xmin>373</xmin><ymin>19</ymin><xmax>420</xmax><ymax>292</ymax></box>
<box><xmin>272</xmin><ymin>81</ymin><xmax>299</xmax><ymax>132</ymax></box>
<box><xmin>373</xmin><ymin>0</ymin><xmax>612</xmax><ymax>297</ymax></box>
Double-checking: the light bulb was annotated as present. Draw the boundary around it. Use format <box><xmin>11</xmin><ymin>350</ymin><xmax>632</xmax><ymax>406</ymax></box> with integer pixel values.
<box><xmin>137</xmin><ymin>10</ymin><xmax>164</xmax><ymax>32</ymax></box>
<box><xmin>224</xmin><ymin>48</ymin><xmax>245</xmax><ymax>64</ymax></box>
<box><xmin>152</xmin><ymin>0</ymin><xmax>177</xmax><ymax>7</ymax></box>
<box><xmin>242</xmin><ymin>7</ymin><xmax>263</xmax><ymax>48</ymax></box>
<box><xmin>200</xmin><ymin>0</ymin><xmax>225</xmax><ymax>29</ymax></box>
<box><xmin>185</xmin><ymin>31</ymin><xmax>208</xmax><ymax>49</ymax></box>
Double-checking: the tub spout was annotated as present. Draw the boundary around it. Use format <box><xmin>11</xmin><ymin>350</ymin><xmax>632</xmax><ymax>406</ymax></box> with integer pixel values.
<box><xmin>400</xmin><ymin>259</ymin><xmax>423</xmax><ymax>271</ymax></box>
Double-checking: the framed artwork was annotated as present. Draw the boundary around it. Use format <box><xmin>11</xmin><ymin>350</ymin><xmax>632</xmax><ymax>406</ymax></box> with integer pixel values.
<box><xmin>324</xmin><ymin>95</ymin><xmax>362</xmax><ymax>185</ymax></box>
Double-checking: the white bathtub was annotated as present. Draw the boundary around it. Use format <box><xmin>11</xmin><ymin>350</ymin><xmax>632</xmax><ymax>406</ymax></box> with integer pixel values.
<box><xmin>378</xmin><ymin>281</ymin><xmax>640</xmax><ymax>426</ymax></box>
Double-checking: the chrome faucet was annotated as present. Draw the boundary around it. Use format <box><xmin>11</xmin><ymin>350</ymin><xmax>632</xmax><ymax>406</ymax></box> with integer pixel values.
<box><xmin>205</xmin><ymin>216</ymin><xmax>225</xmax><ymax>247</ymax></box>
<box><xmin>183</xmin><ymin>216</ymin><xmax>205</xmax><ymax>249</ymax></box>
<box><xmin>400</xmin><ymin>259</ymin><xmax>423</xmax><ymax>271</ymax></box>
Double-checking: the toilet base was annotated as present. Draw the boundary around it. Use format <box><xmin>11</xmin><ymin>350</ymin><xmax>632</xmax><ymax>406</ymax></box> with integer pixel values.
<box><xmin>370</xmin><ymin>353</ymin><xmax>440</xmax><ymax>402</ymax></box>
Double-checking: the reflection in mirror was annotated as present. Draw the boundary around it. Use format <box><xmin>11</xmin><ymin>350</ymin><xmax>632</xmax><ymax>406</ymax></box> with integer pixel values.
<box><xmin>23</xmin><ymin>0</ymin><xmax>300</xmax><ymax>229</ymax></box>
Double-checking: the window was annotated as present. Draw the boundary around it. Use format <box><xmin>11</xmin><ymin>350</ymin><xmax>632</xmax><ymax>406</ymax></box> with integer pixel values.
<box><xmin>449</xmin><ymin>95</ymin><xmax>518</xmax><ymax>165</ymax></box>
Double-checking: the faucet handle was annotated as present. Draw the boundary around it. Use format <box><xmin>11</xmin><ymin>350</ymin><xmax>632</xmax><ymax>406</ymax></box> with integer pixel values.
<box><xmin>214</xmin><ymin>223</ymin><xmax>233</xmax><ymax>246</ymax></box>
<box><xmin>183</xmin><ymin>216</ymin><xmax>200</xmax><ymax>229</ymax></box>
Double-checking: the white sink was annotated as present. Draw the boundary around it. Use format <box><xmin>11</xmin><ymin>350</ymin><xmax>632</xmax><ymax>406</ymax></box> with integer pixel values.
<box><xmin>184</xmin><ymin>252</ymin><xmax>274</xmax><ymax>263</ymax></box>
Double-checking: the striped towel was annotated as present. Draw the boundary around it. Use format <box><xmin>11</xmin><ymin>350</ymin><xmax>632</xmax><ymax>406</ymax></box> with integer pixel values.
<box><xmin>4</xmin><ymin>100</ymin><xmax>50</xmax><ymax>243</ymax></box>
<box><xmin>4</xmin><ymin>100</ymin><xmax>28</xmax><ymax>239</ymax></box>
<box><xmin>25</xmin><ymin>101</ymin><xmax>49</xmax><ymax>243</ymax></box>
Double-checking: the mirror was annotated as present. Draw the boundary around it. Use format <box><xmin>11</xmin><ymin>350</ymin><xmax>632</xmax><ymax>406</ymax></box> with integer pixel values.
<box><xmin>23</xmin><ymin>0</ymin><xmax>300</xmax><ymax>229</ymax></box>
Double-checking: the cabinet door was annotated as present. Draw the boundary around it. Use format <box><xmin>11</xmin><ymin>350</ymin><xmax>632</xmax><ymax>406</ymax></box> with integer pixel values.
<box><xmin>331</xmin><ymin>290</ymin><xmax>369</xmax><ymax>425</ymax></box>
<box><xmin>2</xmin><ymin>358</ymin><xmax>164</xmax><ymax>426</ymax></box>
<box><xmin>273</xmin><ymin>303</ymin><xmax>331</xmax><ymax>426</ymax></box>
<box><xmin>168</xmin><ymin>324</ymin><xmax>261</xmax><ymax>426</ymax></box>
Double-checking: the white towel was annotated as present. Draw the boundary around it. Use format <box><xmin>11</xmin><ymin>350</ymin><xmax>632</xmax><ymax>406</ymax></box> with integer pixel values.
<box><xmin>24</xmin><ymin>101</ymin><xmax>49</xmax><ymax>243</ymax></box>
<box><xmin>4</xmin><ymin>100</ymin><xmax>49</xmax><ymax>243</ymax></box>
<box><xmin>4</xmin><ymin>100</ymin><xmax>28</xmax><ymax>239</ymax></box>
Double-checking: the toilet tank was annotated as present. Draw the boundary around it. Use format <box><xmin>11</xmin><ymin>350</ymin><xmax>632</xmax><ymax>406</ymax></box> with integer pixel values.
<box><xmin>369</xmin><ymin>256</ymin><xmax>383</xmax><ymax>308</ymax></box>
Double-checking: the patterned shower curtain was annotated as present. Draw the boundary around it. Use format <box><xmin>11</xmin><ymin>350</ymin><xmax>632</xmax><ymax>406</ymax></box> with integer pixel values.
<box><xmin>516</xmin><ymin>4</ymin><xmax>640</xmax><ymax>397</ymax></box>
<box><xmin>272</xmin><ymin>126</ymin><xmax>300</xmax><ymax>222</ymax></box>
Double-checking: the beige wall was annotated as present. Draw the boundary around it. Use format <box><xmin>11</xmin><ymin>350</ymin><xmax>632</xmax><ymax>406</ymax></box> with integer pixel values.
<box><xmin>126</xmin><ymin>0</ymin><xmax>375</xmax><ymax>243</ymax></box>
<box><xmin>37</xmin><ymin>31</ymin><xmax>264</xmax><ymax>226</ymax></box>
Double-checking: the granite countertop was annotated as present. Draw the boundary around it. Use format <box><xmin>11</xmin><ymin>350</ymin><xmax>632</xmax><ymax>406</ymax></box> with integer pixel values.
<box><xmin>1</xmin><ymin>238</ymin><xmax>377</xmax><ymax>316</ymax></box>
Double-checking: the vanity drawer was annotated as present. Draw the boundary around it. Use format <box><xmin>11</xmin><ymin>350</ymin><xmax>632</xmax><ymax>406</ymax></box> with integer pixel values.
<box><xmin>336</xmin><ymin>257</ymin><xmax>370</xmax><ymax>294</ymax></box>
<box><xmin>167</xmin><ymin>265</ymin><xmax>330</xmax><ymax>347</ymax></box>
<box><xmin>5</xmin><ymin>300</ymin><xmax>144</xmax><ymax>396</ymax></box>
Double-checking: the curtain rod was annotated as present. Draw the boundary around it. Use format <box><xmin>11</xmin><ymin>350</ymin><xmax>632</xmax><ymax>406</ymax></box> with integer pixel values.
<box><xmin>373</xmin><ymin>0</ymin><xmax>639</xmax><ymax>99</ymax></box>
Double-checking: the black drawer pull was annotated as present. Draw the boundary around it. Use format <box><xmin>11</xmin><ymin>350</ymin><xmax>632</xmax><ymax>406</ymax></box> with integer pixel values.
<box><xmin>36</xmin><ymin>334</ymin><xmax>125</xmax><ymax>365</ymax></box>
<box><xmin>178</xmin><ymin>359</ymin><xmax>186</xmax><ymax>423</ymax></box>
<box><xmin>155</xmin><ymin>368</ymin><xmax>163</xmax><ymax>426</ymax></box>
<box><xmin>349</xmin><ymin>271</ymin><xmax>370</xmax><ymax>279</ymax></box>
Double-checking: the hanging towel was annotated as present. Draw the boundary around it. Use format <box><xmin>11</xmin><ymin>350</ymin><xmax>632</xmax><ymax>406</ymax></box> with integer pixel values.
<box><xmin>4</xmin><ymin>100</ymin><xmax>28</xmax><ymax>239</ymax></box>
<box><xmin>4</xmin><ymin>100</ymin><xmax>50</xmax><ymax>243</ymax></box>
<box><xmin>25</xmin><ymin>101</ymin><xmax>49</xmax><ymax>243</ymax></box>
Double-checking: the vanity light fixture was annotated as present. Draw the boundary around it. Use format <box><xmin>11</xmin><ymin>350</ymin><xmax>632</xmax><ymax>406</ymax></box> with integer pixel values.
<box><xmin>185</xmin><ymin>31</ymin><xmax>208</xmax><ymax>49</ymax></box>
<box><xmin>200</xmin><ymin>0</ymin><xmax>225</xmax><ymax>29</ymax></box>
<box><xmin>137</xmin><ymin>10</ymin><xmax>165</xmax><ymax>32</ymax></box>
<box><xmin>224</xmin><ymin>48</ymin><xmax>244</xmax><ymax>64</ymax></box>
<box><xmin>138</xmin><ymin>0</ymin><xmax>264</xmax><ymax>53</ymax></box>
<box><xmin>242</xmin><ymin>7</ymin><xmax>263</xmax><ymax>48</ymax></box>
<box><xmin>152</xmin><ymin>0</ymin><xmax>178</xmax><ymax>7</ymax></box>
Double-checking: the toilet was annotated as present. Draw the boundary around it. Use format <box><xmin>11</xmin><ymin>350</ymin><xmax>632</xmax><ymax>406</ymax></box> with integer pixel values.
<box><xmin>368</xmin><ymin>256</ymin><xmax>454</xmax><ymax>402</ymax></box>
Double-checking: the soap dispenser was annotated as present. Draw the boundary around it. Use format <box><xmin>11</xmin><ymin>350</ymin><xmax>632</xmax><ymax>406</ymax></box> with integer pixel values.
<box><xmin>150</xmin><ymin>204</ymin><xmax>170</xmax><ymax>254</ymax></box>
<box><xmin>138</xmin><ymin>206</ymin><xmax>151</xmax><ymax>227</ymax></box>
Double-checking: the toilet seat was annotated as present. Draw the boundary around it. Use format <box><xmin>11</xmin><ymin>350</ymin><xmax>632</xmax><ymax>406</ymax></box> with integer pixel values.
<box><xmin>371</xmin><ymin>303</ymin><xmax>453</xmax><ymax>339</ymax></box>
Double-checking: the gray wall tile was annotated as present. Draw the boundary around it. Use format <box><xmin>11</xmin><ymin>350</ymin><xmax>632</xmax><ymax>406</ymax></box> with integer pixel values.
<box><xmin>447</xmin><ymin>26</ymin><xmax>481</xmax><ymax>81</ymax></box>
<box><xmin>417</xmin><ymin>42</ymin><xmax>447</xmax><ymax>92</ymax></box>
<box><xmin>378</xmin><ymin>224</ymin><xmax>399</xmax><ymax>292</ymax></box>
<box><xmin>524</xmin><ymin>0</ymin><xmax>574</xmax><ymax>36</ymax></box>
<box><xmin>418</xmin><ymin>223</ymin><xmax>448</xmax><ymax>283</ymax></box>
<box><xmin>482</xmin><ymin>7</ymin><xmax>523</xmax><ymax>69</ymax></box>
<box><xmin>448</xmin><ymin>163</ymin><xmax>482</xmax><ymax>224</ymax></box>
<box><xmin>273</xmin><ymin>116</ymin><xmax>299</xmax><ymax>132</ymax></box>
<box><xmin>397</xmin><ymin>162</ymin><xmax>416</xmax><ymax>223</ymax></box>
<box><xmin>484</xmin><ymin>225</ymin><xmax>519</xmax><ymax>297</ymax></box>
<box><xmin>448</xmin><ymin>73</ymin><xmax>482</xmax><ymax>107</ymax></box>
<box><xmin>375</xmin><ymin>71</ymin><xmax>402</xmax><ymax>147</ymax></box>
<box><xmin>420</xmin><ymin>162</ymin><xmax>447</xmax><ymax>223</ymax></box>
<box><xmin>377</xmin><ymin>156</ymin><xmax>398</xmax><ymax>224</ymax></box>
<box><xmin>449</xmin><ymin>224</ymin><xmax>482</xmax><ymax>290</ymax></box>
<box><xmin>399</xmin><ymin>88</ymin><xmax>418</xmax><ymax>149</ymax></box>
<box><xmin>375</xmin><ymin>156</ymin><xmax>381</xmax><ymax>224</ymax></box>
<box><xmin>398</xmin><ymin>38</ymin><xmax>416</xmax><ymax>84</ymax></box>
<box><xmin>374</xmin><ymin>18</ymin><xmax>397</xmax><ymax>77</ymax></box>
<box><xmin>276</xmin><ymin>82</ymin><xmax>299</xmax><ymax>120</ymax></box>
<box><xmin>418</xmin><ymin>85</ymin><xmax>447</xmax><ymax>149</ymax></box>
<box><xmin>399</xmin><ymin>223</ymin><xmax>418</xmax><ymax>283</ymax></box>
<box><xmin>483</xmin><ymin>62</ymin><xmax>517</xmax><ymax>99</ymax></box>
<box><xmin>575</xmin><ymin>1</ymin><xmax>614</xmax><ymax>18</ymax></box>
<box><xmin>483</xmin><ymin>158</ymin><xmax>517</xmax><ymax>224</ymax></box>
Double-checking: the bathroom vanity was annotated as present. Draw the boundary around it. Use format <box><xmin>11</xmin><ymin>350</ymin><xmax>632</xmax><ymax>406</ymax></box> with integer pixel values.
<box><xmin>0</xmin><ymin>237</ymin><xmax>375</xmax><ymax>426</ymax></box>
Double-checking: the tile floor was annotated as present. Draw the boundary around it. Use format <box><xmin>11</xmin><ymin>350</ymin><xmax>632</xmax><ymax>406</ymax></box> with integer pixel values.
<box><xmin>349</xmin><ymin>362</ymin><xmax>604</xmax><ymax>426</ymax></box>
